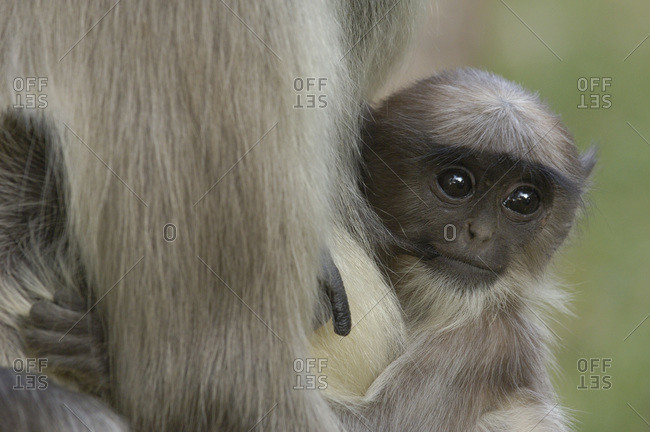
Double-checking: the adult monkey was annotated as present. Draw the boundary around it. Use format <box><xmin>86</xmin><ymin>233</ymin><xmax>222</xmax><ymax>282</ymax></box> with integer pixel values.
<box><xmin>0</xmin><ymin>1</ymin><xmax>424</xmax><ymax>430</ymax></box>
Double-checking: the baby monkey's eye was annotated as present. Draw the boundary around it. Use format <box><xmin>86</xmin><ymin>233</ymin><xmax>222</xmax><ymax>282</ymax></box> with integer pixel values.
<box><xmin>437</xmin><ymin>168</ymin><xmax>473</xmax><ymax>199</ymax></box>
<box><xmin>503</xmin><ymin>186</ymin><xmax>541</xmax><ymax>216</ymax></box>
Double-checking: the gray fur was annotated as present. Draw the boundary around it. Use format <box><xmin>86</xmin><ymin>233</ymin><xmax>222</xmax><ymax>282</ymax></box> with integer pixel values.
<box><xmin>327</xmin><ymin>69</ymin><xmax>594</xmax><ymax>431</ymax></box>
<box><xmin>0</xmin><ymin>1</ymin><xmax>423</xmax><ymax>430</ymax></box>
<box><xmin>0</xmin><ymin>368</ymin><xmax>130</xmax><ymax>432</ymax></box>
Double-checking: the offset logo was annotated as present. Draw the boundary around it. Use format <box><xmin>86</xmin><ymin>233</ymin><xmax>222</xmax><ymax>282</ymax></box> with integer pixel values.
<box><xmin>577</xmin><ymin>77</ymin><xmax>611</xmax><ymax>109</ymax></box>
<box><xmin>293</xmin><ymin>77</ymin><xmax>328</xmax><ymax>109</ymax></box>
<box><xmin>12</xmin><ymin>358</ymin><xmax>48</xmax><ymax>390</ymax></box>
<box><xmin>577</xmin><ymin>358</ymin><xmax>612</xmax><ymax>390</ymax></box>
<box><xmin>293</xmin><ymin>358</ymin><xmax>328</xmax><ymax>390</ymax></box>
<box><xmin>13</xmin><ymin>77</ymin><xmax>48</xmax><ymax>109</ymax></box>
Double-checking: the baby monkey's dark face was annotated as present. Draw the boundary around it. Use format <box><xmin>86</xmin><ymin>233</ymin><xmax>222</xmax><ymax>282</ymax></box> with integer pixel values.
<box><xmin>400</xmin><ymin>148</ymin><xmax>557</xmax><ymax>285</ymax></box>
<box><xmin>362</xmin><ymin>68</ymin><xmax>595</xmax><ymax>288</ymax></box>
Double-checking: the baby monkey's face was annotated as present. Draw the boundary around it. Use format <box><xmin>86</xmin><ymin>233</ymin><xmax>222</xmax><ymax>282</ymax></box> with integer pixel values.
<box><xmin>361</xmin><ymin>68</ymin><xmax>594</xmax><ymax>288</ymax></box>
<box><xmin>404</xmin><ymin>148</ymin><xmax>559</xmax><ymax>286</ymax></box>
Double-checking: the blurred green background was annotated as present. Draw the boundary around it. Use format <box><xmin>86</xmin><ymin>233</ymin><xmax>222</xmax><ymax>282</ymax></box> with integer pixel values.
<box><xmin>389</xmin><ymin>1</ymin><xmax>650</xmax><ymax>430</ymax></box>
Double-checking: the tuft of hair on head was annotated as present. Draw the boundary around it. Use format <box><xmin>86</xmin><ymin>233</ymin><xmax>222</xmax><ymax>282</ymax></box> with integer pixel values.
<box><xmin>365</xmin><ymin>67</ymin><xmax>597</xmax><ymax>197</ymax></box>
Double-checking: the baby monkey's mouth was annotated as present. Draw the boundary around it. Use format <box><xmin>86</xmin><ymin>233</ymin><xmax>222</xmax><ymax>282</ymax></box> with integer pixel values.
<box><xmin>394</xmin><ymin>239</ymin><xmax>502</xmax><ymax>282</ymax></box>
<box><xmin>412</xmin><ymin>243</ymin><xmax>502</xmax><ymax>280</ymax></box>
<box><xmin>433</xmin><ymin>253</ymin><xmax>495</xmax><ymax>273</ymax></box>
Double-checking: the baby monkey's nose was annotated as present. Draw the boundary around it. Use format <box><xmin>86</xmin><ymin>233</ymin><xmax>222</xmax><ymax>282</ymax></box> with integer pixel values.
<box><xmin>467</xmin><ymin>219</ymin><xmax>495</xmax><ymax>243</ymax></box>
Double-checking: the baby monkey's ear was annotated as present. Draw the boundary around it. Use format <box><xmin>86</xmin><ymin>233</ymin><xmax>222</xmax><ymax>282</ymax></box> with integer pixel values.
<box><xmin>580</xmin><ymin>145</ymin><xmax>598</xmax><ymax>179</ymax></box>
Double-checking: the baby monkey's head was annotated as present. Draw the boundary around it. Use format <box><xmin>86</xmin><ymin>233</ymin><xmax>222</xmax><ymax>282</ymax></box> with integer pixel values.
<box><xmin>362</xmin><ymin>68</ymin><xmax>595</xmax><ymax>290</ymax></box>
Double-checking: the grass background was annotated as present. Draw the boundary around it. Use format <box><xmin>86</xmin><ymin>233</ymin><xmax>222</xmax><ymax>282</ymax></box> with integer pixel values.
<box><xmin>390</xmin><ymin>1</ymin><xmax>650</xmax><ymax>430</ymax></box>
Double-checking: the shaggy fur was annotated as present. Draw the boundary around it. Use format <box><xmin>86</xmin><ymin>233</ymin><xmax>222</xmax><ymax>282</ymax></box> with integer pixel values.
<box><xmin>0</xmin><ymin>368</ymin><xmax>130</xmax><ymax>432</ymax></box>
<box><xmin>0</xmin><ymin>1</ymin><xmax>424</xmax><ymax>430</ymax></box>
<box><xmin>314</xmin><ymin>69</ymin><xmax>594</xmax><ymax>431</ymax></box>
<box><xmin>0</xmin><ymin>5</ymin><xmax>593</xmax><ymax>432</ymax></box>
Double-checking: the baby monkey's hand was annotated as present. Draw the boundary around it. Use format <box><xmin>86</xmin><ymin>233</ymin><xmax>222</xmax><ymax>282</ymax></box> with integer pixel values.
<box><xmin>21</xmin><ymin>290</ymin><xmax>109</xmax><ymax>397</ymax></box>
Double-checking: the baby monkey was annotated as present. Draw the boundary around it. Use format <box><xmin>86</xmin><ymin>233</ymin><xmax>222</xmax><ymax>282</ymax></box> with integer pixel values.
<box><xmin>22</xmin><ymin>68</ymin><xmax>594</xmax><ymax>432</ymax></box>
<box><xmin>326</xmin><ymin>68</ymin><xmax>595</xmax><ymax>431</ymax></box>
